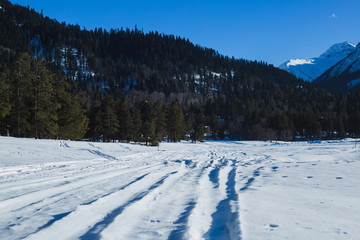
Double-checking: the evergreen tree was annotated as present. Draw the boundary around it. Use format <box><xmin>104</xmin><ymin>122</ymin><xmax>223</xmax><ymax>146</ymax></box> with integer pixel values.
<box><xmin>101</xmin><ymin>96</ymin><xmax>119</xmax><ymax>142</ymax></box>
<box><xmin>0</xmin><ymin>66</ymin><xmax>11</xmax><ymax>135</ymax></box>
<box><xmin>167</xmin><ymin>101</ymin><xmax>185</xmax><ymax>142</ymax></box>
<box><xmin>87</xmin><ymin>100</ymin><xmax>103</xmax><ymax>141</ymax></box>
<box><xmin>335</xmin><ymin>117</ymin><xmax>346</xmax><ymax>139</ymax></box>
<box><xmin>140</xmin><ymin>99</ymin><xmax>156</xmax><ymax>145</ymax></box>
<box><xmin>130</xmin><ymin>106</ymin><xmax>142</xmax><ymax>142</ymax></box>
<box><xmin>191</xmin><ymin>111</ymin><xmax>205</xmax><ymax>143</ymax></box>
<box><xmin>10</xmin><ymin>53</ymin><xmax>33</xmax><ymax>137</ymax></box>
<box><xmin>154</xmin><ymin>101</ymin><xmax>166</xmax><ymax>142</ymax></box>
<box><xmin>117</xmin><ymin>97</ymin><xmax>132</xmax><ymax>141</ymax></box>
<box><xmin>348</xmin><ymin>111</ymin><xmax>360</xmax><ymax>137</ymax></box>
<box><xmin>54</xmin><ymin>72</ymin><xmax>88</xmax><ymax>140</ymax></box>
<box><xmin>30</xmin><ymin>57</ymin><xmax>58</xmax><ymax>139</ymax></box>
<box><xmin>57</xmin><ymin>95</ymin><xmax>88</xmax><ymax>140</ymax></box>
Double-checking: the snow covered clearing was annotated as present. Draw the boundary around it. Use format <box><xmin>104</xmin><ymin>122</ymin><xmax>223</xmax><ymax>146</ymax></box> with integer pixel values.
<box><xmin>0</xmin><ymin>137</ymin><xmax>359</xmax><ymax>240</ymax></box>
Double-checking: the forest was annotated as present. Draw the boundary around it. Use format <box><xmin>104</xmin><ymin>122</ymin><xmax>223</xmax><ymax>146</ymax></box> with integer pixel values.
<box><xmin>1</xmin><ymin>0</ymin><xmax>360</xmax><ymax>143</ymax></box>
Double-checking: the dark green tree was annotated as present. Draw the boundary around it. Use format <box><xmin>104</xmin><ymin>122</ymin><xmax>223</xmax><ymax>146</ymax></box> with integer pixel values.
<box><xmin>335</xmin><ymin>117</ymin><xmax>346</xmax><ymax>139</ymax></box>
<box><xmin>167</xmin><ymin>101</ymin><xmax>185</xmax><ymax>142</ymax></box>
<box><xmin>0</xmin><ymin>66</ymin><xmax>11</xmax><ymax>135</ymax></box>
<box><xmin>130</xmin><ymin>106</ymin><xmax>142</xmax><ymax>142</ymax></box>
<box><xmin>87</xmin><ymin>100</ymin><xmax>103</xmax><ymax>141</ymax></box>
<box><xmin>140</xmin><ymin>99</ymin><xmax>156</xmax><ymax>145</ymax></box>
<box><xmin>10</xmin><ymin>53</ymin><xmax>33</xmax><ymax>137</ymax></box>
<box><xmin>117</xmin><ymin>97</ymin><xmax>132</xmax><ymax>141</ymax></box>
<box><xmin>30</xmin><ymin>57</ymin><xmax>58</xmax><ymax>139</ymax></box>
<box><xmin>154</xmin><ymin>101</ymin><xmax>167</xmax><ymax>142</ymax></box>
<box><xmin>101</xmin><ymin>96</ymin><xmax>119</xmax><ymax>142</ymax></box>
<box><xmin>191</xmin><ymin>110</ymin><xmax>205</xmax><ymax>143</ymax></box>
<box><xmin>54</xmin><ymin>72</ymin><xmax>88</xmax><ymax>140</ymax></box>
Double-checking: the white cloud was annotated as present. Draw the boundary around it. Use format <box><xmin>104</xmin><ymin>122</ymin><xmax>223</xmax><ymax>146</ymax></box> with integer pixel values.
<box><xmin>329</xmin><ymin>13</ymin><xmax>338</xmax><ymax>18</ymax></box>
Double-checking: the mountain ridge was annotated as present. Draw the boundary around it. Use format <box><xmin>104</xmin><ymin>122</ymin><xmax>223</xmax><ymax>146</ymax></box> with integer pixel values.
<box><xmin>315</xmin><ymin>44</ymin><xmax>360</xmax><ymax>93</ymax></box>
<box><xmin>279</xmin><ymin>42</ymin><xmax>357</xmax><ymax>83</ymax></box>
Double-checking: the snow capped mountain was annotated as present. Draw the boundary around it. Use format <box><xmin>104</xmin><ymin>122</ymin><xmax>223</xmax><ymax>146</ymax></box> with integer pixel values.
<box><xmin>317</xmin><ymin>44</ymin><xmax>360</xmax><ymax>80</ymax></box>
<box><xmin>315</xmin><ymin>44</ymin><xmax>360</xmax><ymax>92</ymax></box>
<box><xmin>279</xmin><ymin>42</ymin><xmax>356</xmax><ymax>82</ymax></box>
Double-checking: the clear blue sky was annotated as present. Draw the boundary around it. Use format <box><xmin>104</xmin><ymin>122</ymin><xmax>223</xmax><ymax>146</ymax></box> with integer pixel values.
<box><xmin>9</xmin><ymin>0</ymin><xmax>360</xmax><ymax>66</ymax></box>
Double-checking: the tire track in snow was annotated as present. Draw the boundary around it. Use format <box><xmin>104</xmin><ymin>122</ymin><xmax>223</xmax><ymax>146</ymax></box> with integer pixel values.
<box><xmin>3</xmin><ymin>168</ymin><xmax>156</xmax><ymax>240</ymax></box>
<box><xmin>79</xmin><ymin>171</ymin><xmax>178</xmax><ymax>240</ymax></box>
<box><xmin>0</xmin><ymin>162</ymin><xmax>163</xmax><ymax>213</ymax></box>
<box><xmin>0</xmin><ymin>150</ymin><xmax>173</xmax><ymax>208</ymax></box>
<box><xmin>167</xmin><ymin>201</ymin><xmax>197</xmax><ymax>240</ymax></box>
<box><xmin>184</xmin><ymin>155</ymin><xmax>233</xmax><ymax>240</ymax></box>
<box><xmin>24</xmin><ymin>173</ymin><xmax>149</xmax><ymax>239</ymax></box>
<box><xmin>1</xmin><ymin>163</ymin><xmax>173</xmax><ymax>240</ymax></box>
<box><xmin>204</xmin><ymin>165</ymin><xmax>241</xmax><ymax>240</ymax></box>
<box><xmin>100</xmin><ymin>156</ymin><xmax>213</xmax><ymax>240</ymax></box>
<box><xmin>24</xmin><ymin>168</ymin><xmax>179</xmax><ymax>240</ymax></box>
<box><xmin>166</xmin><ymin>155</ymin><xmax>218</xmax><ymax>240</ymax></box>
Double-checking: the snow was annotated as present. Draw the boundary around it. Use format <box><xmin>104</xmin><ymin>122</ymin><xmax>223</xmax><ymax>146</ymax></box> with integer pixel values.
<box><xmin>285</xmin><ymin>59</ymin><xmax>315</xmax><ymax>67</ymax></box>
<box><xmin>347</xmin><ymin>78</ymin><xmax>360</xmax><ymax>88</ymax></box>
<box><xmin>279</xmin><ymin>42</ymin><xmax>356</xmax><ymax>82</ymax></box>
<box><xmin>325</xmin><ymin>46</ymin><xmax>360</xmax><ymax>77</ymax></box>
<box><xmin>0</xmin><ymin>137</ymin><xmax>360</xmax><ymax>240</ymax></box>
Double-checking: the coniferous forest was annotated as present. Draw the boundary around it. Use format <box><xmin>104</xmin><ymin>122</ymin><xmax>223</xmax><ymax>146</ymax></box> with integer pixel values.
<box><xmin>1</xmin><ymin>0</ymin><xmax>360</xmax><ymax>144</ymax></box>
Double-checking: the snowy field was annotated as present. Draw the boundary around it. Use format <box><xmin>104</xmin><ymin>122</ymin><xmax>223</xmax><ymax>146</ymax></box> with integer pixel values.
<box><xmin>0</xmin><ymin>137</ymin><xmax>359</xmax><ymax>240</ymax></box>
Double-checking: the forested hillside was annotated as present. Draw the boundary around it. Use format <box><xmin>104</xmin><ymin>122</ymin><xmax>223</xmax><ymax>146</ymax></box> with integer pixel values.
<box><xmin>1</xmin><ymin>0</ymin><xmax>360</xmax><ymax>142</ymax></box>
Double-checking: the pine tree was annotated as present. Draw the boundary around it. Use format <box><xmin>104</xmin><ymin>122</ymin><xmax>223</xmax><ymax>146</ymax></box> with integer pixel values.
<box><xmin>191</xmin><ymin>111</ymin><xmax>205</xmax><ymax>143</ymax></box>
<box><xmin>348</xmin><ymin>111</ymin><xmax>360</xmax><ymax>137</ymax></box>
<box><xmin>30</xmin><ymin>57</ymin><xmax>58</xmax><ymax>139</ymax></box>
<box><xmin>87</xmin><ymin>100</ymin><xmax>103</xmax><ymax>141</ymax></box>
<box><xmin>154</xmin><ymin>101</ymin><xmax>166</xmax><ymax>142</ymax></box>
<box><xmin>101</xmin><ymin>96</ymin><xmax>119</xmax><ymax>142</ymax></box>
<box><xmin>10</xmin><ymin>53</ymin><xmax>33</xmax><ymax>137</ymax></box>
<box><xmin>54</xmin><ymin>73</ymin><xmax>88</xmax><ymax>140</ymax></box>
<box><xmin>130</xmin><ymin>106</ymin><xmax>142</xmax><ymax>142</ymax></box>
<box><xmin>140</xmin><ymin>99</ymin><xmax>156</xmax><ymax>145</ymax></box>
<box><xmin>0</xmin><ymin>66</ymin><xmax>11</xmax><ymax>135</ymax></box>
<box><xmin>167</xmin><ymin>101</ymin><xmax>185</xmax><ymax>142</ymax></box>
<box><xmin>117</xmin><ymin>97</ymin><xmax>132</xmax><ymax>141</ymax></box>
<box><xmin>335</xmin><ymin>117</ymin><xmax>346</xmax><ymax>139</ymax></box>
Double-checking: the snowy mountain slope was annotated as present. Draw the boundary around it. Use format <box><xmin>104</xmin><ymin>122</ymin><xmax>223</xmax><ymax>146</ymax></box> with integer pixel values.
<box><xmin>0</xmin><ymin>137</ymin><xmax>360</xmax><ymax>240</ymax></box>
<box><xmin>315</xmin><ymin>44</ymin><xmax>360</xmax><ymax>92</ymax></box>
<box><xmin>279</xmin><ymin>42</ymin><xmax>356</xmax><ymax>82</ymax></box>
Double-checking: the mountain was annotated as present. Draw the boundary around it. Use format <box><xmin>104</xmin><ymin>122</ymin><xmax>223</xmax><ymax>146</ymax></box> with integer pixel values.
<box><xmin>1</xmin><ymin>0</ymin><xmax>360</xmax><ymax>141</ymax></box>
<box><xmin>315</xmin><ymin>43</ymin><xmax>360</xmax><ymax>93</ymax></box>
<box><xmin>279</xmin><ymin>42</ymin><xmax>356</xmax><ymax>82</ymax></box>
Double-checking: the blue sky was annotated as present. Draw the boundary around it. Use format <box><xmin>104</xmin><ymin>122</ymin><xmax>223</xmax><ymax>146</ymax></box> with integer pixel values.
<box><xmin>9</xmin><ymin>0</ymin><xmax>360</xmax><ymax>66</ymax></box>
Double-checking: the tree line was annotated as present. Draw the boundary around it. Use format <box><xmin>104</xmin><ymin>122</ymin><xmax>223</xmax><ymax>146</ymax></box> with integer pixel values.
<box><xmin>0</xmin><ymin>53</ymin><xmax>205</xmax><ymax>144</ymax></box>
<box><xmin>1</xmin><ymin>52</ymin><xmax>360</xmax><ymax>143</ymax></box>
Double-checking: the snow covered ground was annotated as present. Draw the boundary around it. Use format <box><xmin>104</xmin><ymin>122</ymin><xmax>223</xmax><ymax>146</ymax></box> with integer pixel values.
<box><xmin>0</xmin><ymin>137</ymin><xmax>359</xmax><ymax>240</ymax></box>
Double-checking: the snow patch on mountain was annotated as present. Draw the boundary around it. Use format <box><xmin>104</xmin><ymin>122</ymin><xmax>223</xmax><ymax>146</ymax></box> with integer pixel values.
<box><xmin>347</xmin><ymin>79</ymin><xmax>360</xmax><ymax>88</ymax></box>
<box><xmin>328</xmin><ymin>47</ymin><xmax>360</xmax><ymax>77</ymax></box>
<box><xmin>279</xmin><ymin>42</ymin><xmax>356</xmax><ymax>82</ymax></box>
<box><xmin>285</xmin><ymin>59</ymin><xmax>315</xmax><ymax>67</ymax></box>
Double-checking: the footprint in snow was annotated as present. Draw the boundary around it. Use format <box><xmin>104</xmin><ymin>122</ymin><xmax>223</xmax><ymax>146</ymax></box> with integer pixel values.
<box><xmin>272</xmin><ymin>166</ymin><xmax>278</xmax><ymax>172</ymax></box>
<box><xmin>265</xmin><ymin>224</ymin><xmax>279</xmax><ymax>231</ymax></box>
<box><xmin>269</xmin><ymin>224</ymin><xmax>279</xmax><ymax>228</ymax></box>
